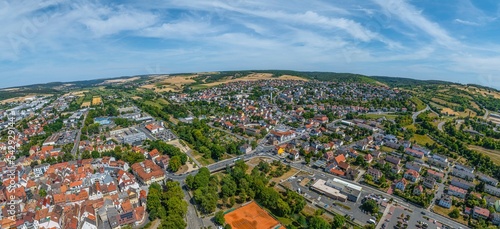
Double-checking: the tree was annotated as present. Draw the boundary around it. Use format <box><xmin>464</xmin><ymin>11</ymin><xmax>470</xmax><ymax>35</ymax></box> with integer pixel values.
<box><xmin>309</xmin><ymin>216</ymin><xmax>330</xmax><ymax>229</ymax></box>
<box><xmin>361</xmin><ymin>199</ymin><xmax>379</xmax><ymax>214</ymax></box>
<box><xmin>91</xmin><ymin>151</ymin><xmax>100</xmax><ymax>159</ymax></box>
<box><xmin>169</xmin><ymin>156</ymin><xmax>182</xmax><ymax>172</ymax></box>
<box><xmin>39</xmin><ymin>188</ymin><xmax>47</xmax><ymax>197</ymax></box>
<box><xmin>214</xmin><ymin>211</ymin><xmax>225</xmax><ymax>225</ymax></box>
<box><xmin>449</xmin><ymin>209</ymin><xmax>460</xmax><ymax>219</ymax></box>
<box><xmin>332</xmin><ymin>214</ymin><xmax>345</xmax><ymax>229</ymax></box>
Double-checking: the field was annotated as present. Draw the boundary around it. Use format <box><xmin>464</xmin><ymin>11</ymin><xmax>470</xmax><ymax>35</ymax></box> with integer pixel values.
<box><xmin>141</xmin><ymin>75</ymin><xmax>196</xmax><ymax>92</ymax></box>
<box><xmin>224</xmin><ymin>201</ymin><xmax>283</xmax><ymax>229</ymax></box>
<box><xmin>432</xmin><ymin>205</ymin><xmax>468</xmax><ymax>225</ymax></box>
<box><xmin>103</xmin><ymin>76</ymin><xmax>140</xmax><ymax>84</ymax></box>
<box><xmin>0</xmin><ymin>94</ymin><xmax>51</xmax><ymax>104</ymax></box>
<box><xmin>411</xmin><ymin>134</ymin><xmax>435</xmax><ymax>146</ymax></box>
<box><xmin>410</xmin><ymin>97</ymin><xmax>426</xmax><ymax>111</ymax></box>
<box><xmin>468</xmin><ymin>145</ymin><xmax>500</xmax><ymax>165</ymax></box>
<box><xmin>364</xmin><ymin>113</ymin><xmax>398</xmax><ymax>120</ymax></box>
<box><xmin>201</xmin><ymin>73</ymin><xmax>307</xmax><ymax>87</ymax></box>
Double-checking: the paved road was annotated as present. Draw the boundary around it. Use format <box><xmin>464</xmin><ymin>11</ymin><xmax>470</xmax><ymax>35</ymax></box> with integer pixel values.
<box><xmin>181</xmin><ymin>182</ymin><xmax>205</xmax><ymax>229</ymax></box>
<box><xmin>413</xmin><ymin>105</ymin><xmax>430</xmax><ymax>124</ymax></box>
<box><xmin>163</xmin><ymin>135</ymin><xmax>469</xmax><ymax>229</ymax></box>
<box><xmin>71</xmin><ymin>111</ymin><xmax>88</xmax><ymax>156</ymax></box>
<box><xmin>438</xmin><ymin>121</ymin><xmax>446</xmax><ymax>132</ymax></box>
<box><xmin>483</xmin><ymin>109</ymin><xmax>489</xmax><ymax>120</ymax></box>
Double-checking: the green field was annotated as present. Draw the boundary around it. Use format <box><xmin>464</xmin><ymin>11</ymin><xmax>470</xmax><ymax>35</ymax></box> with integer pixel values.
<box><xmin>144</xmin><ymin>100</ymin><xmax>162</xmax><ymax>108</ymax></box>
<box><xmin>469</xmin><ymin>145</ymin><xmax>500</xmax><ymax>165</ymax></box>
<box><xmin>411</xmin><ymin>134</ymin><xmax>435</xmax><ymax>146</ymax></box>
<box><xmin>364</xmin><ymin>113</ymin><xmax>399</xmax><ymax>120</ymax></box>
<box><xmin>410</xmin><ymin>97</ymin><xmax>426</xmax><ymax>111</ymax></box>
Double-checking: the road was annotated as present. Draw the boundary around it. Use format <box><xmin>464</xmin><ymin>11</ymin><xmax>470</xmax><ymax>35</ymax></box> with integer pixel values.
<box><xmin>71</xmin><ymin>111</ymin><xmax>88</xmax><ymax>156</ymax></box>
<box><xmin>483</xmin><ymin>109</ymin><xmax>489</xmax><ymax>120</ymax></box>
<box><xmin>413</xmin><ymin>105</ymin><xmax>430</xmax><ymax>124</ymax></box>
<box><xmin>438</xmin><ymin>121</ymin><xmax>446</xmax><ymax>132</ymax></box>
<box><xmin>165</xmin><ymin>149</ymin><xmax>469</xmax><ymax>229</ymax></box>
<box><xmin>181</xmin><ymin>181</ymin><xmax>204</xmax><ymax>229</ymax></box>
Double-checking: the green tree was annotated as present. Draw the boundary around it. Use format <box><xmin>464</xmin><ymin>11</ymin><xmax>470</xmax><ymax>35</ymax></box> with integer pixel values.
<box><xmin>169</xmin><ymin>156</ymin><xmax>182</xmax><ymax>172</ymax></box>
<box><xmin>214</xmin><ymin>211</ymin><xmax>225</xmax><ymax>225</ymax></box>
<box><xmin>39</xmin><ymin>188</ymin><xmax>47</xmax><ymax>197</ymax></box>
<box><xmin>309</xmin><ymin>216</ymin><xmax>330</xmax><ymax>229</ymax></box>
<box><xmin>332</xmin><ymin>214</ymin><xmax>345</xmax><ymax>229</ymax></box>
<box><xmin>449</xmin><ymin>209</ymin><xmax>460</xmax><ymax>219</ymax></box>
<box><xmin>361</xmin><ymin>199</ymin><xmax>379</xmax><ymax>214</ymax></box>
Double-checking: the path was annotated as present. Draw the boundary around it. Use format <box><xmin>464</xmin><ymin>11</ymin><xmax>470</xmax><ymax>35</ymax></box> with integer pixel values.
<box><xmin>437</xmin><ymin>121</ymin><xmax>446</xmax><ymax>132</ymax></box>
<box><xmin>412</xmin><ymin>105</ymin><xmax>430</xmax><ymax>124</ymax></box>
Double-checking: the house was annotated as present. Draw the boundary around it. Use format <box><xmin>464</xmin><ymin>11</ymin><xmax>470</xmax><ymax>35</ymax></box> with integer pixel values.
<box><xmin>367</xmin><ymin>168</ymin><xmax>383</xmax><ymax>181</ymax></box>
<box><xmin>427</xmin><ymin>169</ymin><xmax>444</xmax><ymax>182</ymax></box>
<box><xmin>148</xmin><ymin>149</ymin><xmax>160</xmax><ymax>160</ymax></box>
<box><xmin>385</xmin><ymin>155</ymin><xmax>401</xmax><ymax>166</ymax></box>
<box><xmin>477</xmin><ymin>173</ymin><xmax>499</xmax><ymax>186</ymax></box>
<box><xmin>405</xmin><ymin>161</ymin><xmax>422</xmax><ymax>172</ymax></box>
<box><xmin>155</xmin><ymin>155</ymin><xmax>170</xmax><ymax>169</ymax></box>
<box><xmin>371</xmin><ymin>151</ymin><xmax>382</xmax><ymax>159</ymax></box>
<box><xmin>427</xmin><ymin>157</ymin><xmax>449</xmax><ymax>169</ymax></box>
<box><xmin>404</xmin><ymin>169</ymin><xmax>420</xmax><ymax>182</ymax></box>
<box><xmin>432</xmin><ymin>154</ymin><xmax>448</xmax><ymax>163</ymax></box>
<box><xmin>289</xmin><ymin>150</ymin><xmax>300</xmax><ymax>161</ymax></box>
<box><xmin>485</xmin><ymin>184</ymin><xmax>500</xmax><ymax>197</ymax></box>
<box><xmin>270</xmin><ymin>129</ymin><xmax>296</xmax><ymax>142</ymax></box>
<box><xmin>423</xmin><ymin>176</ymin><xmax>436</xmax><ymax>189</ymax></box>
<box><xmin>438</xmin><ymin>195</ymin><xmax>452</xmax><ymax>209</ymax></box>
<box><xmin>314</xmin><ymin>114</ymin><xmax>329</xmax><ymax>124</ymax></box>
<box><xmin>364</xmin><ymin>154</ymin><xmax>373</xmax><ymax>163</ymax></box>
<box><xmin>131</xmin><ymin>160</ymin><xmax>166</xmax><ymax>185</ymax></box>
<box><xmin>451</xmin><ymin>168</ymin><xmax>475</xmax><ymax>181</ymax></box>
<box><xmin>239</xmin><ymin>144</ymin><xmax>252</xmax><ymax>154</ymax></box>
<box><xmin>413</xmin><ymin>185</ymin><xmax>424</xmax><ymax>196</ymax></box>
<box><xmin>395</xmin><ymin>178</ymin><xmax>408</xmax><ymax>191</ymax></box>
<box><xmin>334</xmin><ymin>154</ymin><xmax>346</xmax><ymax>166</ymax></box>
<box><xmin>448</xmin><ymin>185</ymin><xmax>467</xmax><ymax>199</ymax></box>
<box><xmin>472</xmin><ymin>206</ymin><xmax>490</xmax><ymax>220</ymax></box>
<box><xmin>492</xmin><ymin>213</ymin><xmax>500</xmax><ymax>226</ymax></box>
<box><xmin>324</xmin><ymin>151</ymin><xmax>335</xmax><ymax>161</ymax></box>
<box><xmin>145</xmin><ymin>123</ymin><xmax>164</xmax><ymax>134</ymax></box>
<box><xmin>451</xmin><ymin>178</ymin><xmax>475</xmax><ymax>190</ymax></box>
<box><xmin>405</xmin><ymin>148</ymin><xmax>424</xmax><ymax>159</ymax></box>
<box><xmin>454</xmin><ymin>163</ymin><xmax>475</xmax><ymax>173</ymax></box>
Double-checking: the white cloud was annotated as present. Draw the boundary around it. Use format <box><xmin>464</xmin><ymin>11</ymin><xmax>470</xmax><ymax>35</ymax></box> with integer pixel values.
<box><xmin>373</xmin><ymin>0</ymin><xmax>460</xmax><ymax>48</ymax></box>
<box><xmin>454</xmin><ymin>19</ymin><xmax>480</xmax><ymax>26</ymax></box>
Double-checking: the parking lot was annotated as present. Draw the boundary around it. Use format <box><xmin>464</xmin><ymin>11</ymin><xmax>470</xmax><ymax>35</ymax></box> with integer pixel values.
<box><xmin>285</xmin><ymin>174</ymin><xmax>379</xmax><ymax>226</ymax></box>
<box><xmin>379</xmin><ymin>205</ymin><xmax>441</xmax><ymax>229</ymax></box>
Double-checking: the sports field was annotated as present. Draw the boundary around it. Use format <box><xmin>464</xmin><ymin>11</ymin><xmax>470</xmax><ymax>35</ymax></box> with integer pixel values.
<box><xmin>224</xmin><ymin>201</ymin><xmax>283</xmax><ymax>229</ymax></box>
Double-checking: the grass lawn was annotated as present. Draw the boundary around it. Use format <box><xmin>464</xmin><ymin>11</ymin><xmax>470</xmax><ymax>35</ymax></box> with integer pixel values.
<box><xmin>468</xmin><ymin>145</ymin><xmax>500</xmax><ymax>165</ymax></box>
<box><xmin>411</xmin><ymin>134</ymin><xmax>435</xmax><ymax>146</ymax></box>
<box><xmin>405</xmin><ymin>124</ymin><xmax>417</xmax><ymax>131</ymax></box>
<box><xmin>157</xmin><ymin>98</ymin><xmax>170</xmax><ymax>105</ymax></box>
<box><xmin>411</xmin><ymin>97</ymin><xmax>427</xmax><ymax>111</ymax></box>
<box><xmin>364</xmin><ymin>113</ymin><xmax>399</xmax><ymax>120</ymax></box>
<box><xmin>432</xmin><ymin>205</ymin><xmax>468</xmax><ymax>225</ymax></box>
<box><xmin>380</xmin><ymin>146</ymin><xmax>395</xmax><ymax>153</ymax></box>
<box><xmin>144</xmin><ymin>100</ymin><xmax>162</xmax><ymax>108</ymax></box>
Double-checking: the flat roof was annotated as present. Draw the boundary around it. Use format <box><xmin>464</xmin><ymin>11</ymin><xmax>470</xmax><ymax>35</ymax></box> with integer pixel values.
<box><xmin>312</xmin><ymin>179</ymin><xmax>347</xmax><ymax>199</ymax></box>
<box><xmin>331</xmin><ymin>178</ymin><xmax>362</xmax><ymax>191</ymax></box>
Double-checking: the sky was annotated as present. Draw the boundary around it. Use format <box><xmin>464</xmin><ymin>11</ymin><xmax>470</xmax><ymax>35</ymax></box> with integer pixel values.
<box><xmin>1</xmin><ymin>0</ymin><xmax>500</xmax><ymax>89</ymax></box>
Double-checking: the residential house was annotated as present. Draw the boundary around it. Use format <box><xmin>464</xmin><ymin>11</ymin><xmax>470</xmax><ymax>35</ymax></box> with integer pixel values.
<box><xmin>405</xmin><ymin>148</ymin><xmax>424</xmax><ymax>159</ymax></box>
<box><xmin>477</xmin><ymin>173</ymin><xmax>499</xmax><ymax>186</ymax></box>
<box><xmin>438</xmin><ymin>194</ymin><xmax>452</xmax><ymax>209</ymax></box>
<box><xmin>455</xmin><ymin>163</ymin><xmax>475</xmax><ymax>173</ymax></box>
<box><xmin>364</xmin><ymin>154</ymin><xmax>373</xmax><ymax>163</ymax></box>
<box><xmin>131</xmin><ymin>160</ymin><xmax>166</xmax><ymax>185</ymax></box>
<box><xmin>448</xmin><ymin>185</ymin><xmax>467</xmax><ymax>199</ymax></box>
<box><xmin>451</xmin><ymin>178</ymin><xmax>475</xmax><ymax>191</ymax></box>
<box><xmin>239</xmin><ymin>144</ymin><xmax>252</xmax><ymax>154</ymax></box>
<box><xmin>451</xmin><ymin>168</ymin><xmax>475</xmax><ymax>181</ymax></box>
<box><xmin>427</xmin><ymin>169</ymin><xmax>444</xmax><ymax>182</ymax></box>
<box><xmin>427</xmin><ymin>157</ymin><xmax>449</xmax><ymax>169</ymax></box>
<box><xmin>405</xmin><ymin>161</ymin><xmax>422</xmax><ymax>172</ymax></box>
<box><xmin>395</xmin><ymin>178</ymin><xmax>408</xmax><ymax>191</ymax></box>
<box><xmin>485</xmin><ymin>184</ymin><xmax>500</xmax><ymax>197</ymax></box>
<box><xmin>413</xmin><ymin>185</ymin><xmax>424</xmax><ymax>196</ymax></box>
<box><xmin>423</xmin><ymin>176</ymin><xmax>436</xmax><ymax>189</ymax></box>
<box><xmin>385</xmin><ymin>155</ymin><xmax>401</xmax><ymax>166</ymax></box>
<box><xmin>492</xmin><ymin>213</ymin><xmax>500</xmax><ymax>226</ymax></box>
<box><xmin>472</xmin><ymin>206</ymin><xmax>490</xmax><ymax>220</ymax></box>
<box><xmin>148</xmin><ymin>149</ymin><xmax>160</xmax><ymax>160</ymax></box>
<box><xmin>404</xmin><ymin>169</ymin><xmax>420</xmax><ymax>182</ymax></box>
<box><xmin>366</xmin><ymin>168</ymin><xmax>383</xmax><ymax>182</ymax></box>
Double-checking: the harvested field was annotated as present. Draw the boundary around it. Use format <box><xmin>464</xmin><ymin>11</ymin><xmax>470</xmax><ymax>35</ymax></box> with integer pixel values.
<box><xmin>202</xmin><ymin>73</ymin><xmax>307</xmax><ymax>87</ymax></box>
<box><xmin>141</xmin><ymin>75</ymin><xmax>196</xmax><ymax>92</ymax></box>
<box><xmin>104</xmin><ymin>77</ymin><xmax>140</xmax><ymax>84</ymax></box>
<box><xmin>224</xmin><ymin>202</ymin><xmax>283</xmax><ymax>229</ymax></box>
<box><xmin>0</xmin><ymin>94</ymin><xmax>51</xmax><ymax>104</ymax></box>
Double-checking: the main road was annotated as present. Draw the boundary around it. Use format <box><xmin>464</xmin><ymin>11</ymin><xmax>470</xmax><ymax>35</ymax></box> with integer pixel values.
<box><xmin>71</xmin><ymin>111</ymin><xmax>88</xmax><ymax>157</ymax></box>
<box><xmin>166</xmin><ymin>148</ymin><xmax>469</xmax><ymax>229</ymax></box>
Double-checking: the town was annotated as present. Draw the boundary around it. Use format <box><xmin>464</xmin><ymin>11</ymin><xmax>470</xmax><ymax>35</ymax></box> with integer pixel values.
<box><xmin>1</xmin><ymin>74</ymin><xmax>500</xmax><ymax>229</ymax></box>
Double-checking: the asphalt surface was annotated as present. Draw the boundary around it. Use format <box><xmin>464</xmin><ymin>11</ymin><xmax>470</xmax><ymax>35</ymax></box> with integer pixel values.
<box><xmin>71</xmin><ymin>111</ymin><xmax>88</xmax><ymax>156</ymax></box>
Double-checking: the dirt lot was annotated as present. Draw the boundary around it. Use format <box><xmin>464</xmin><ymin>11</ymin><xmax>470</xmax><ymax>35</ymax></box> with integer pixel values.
<box><xmin>176</xmin><ymin>161</ymin><xmax>198</xmax><ymax>174</ymax></box>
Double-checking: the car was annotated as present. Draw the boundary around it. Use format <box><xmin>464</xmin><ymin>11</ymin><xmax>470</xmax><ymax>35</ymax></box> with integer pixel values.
<box><xmin>421</xmin><ymin>211</ymin><xmax>426</xmax><ymax>215</ymax></box>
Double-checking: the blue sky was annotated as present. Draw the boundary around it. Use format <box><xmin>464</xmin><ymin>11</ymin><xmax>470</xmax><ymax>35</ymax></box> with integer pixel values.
<box><xmin>1</xmin><ymin>0</ymin><xmax>500</xmax><ymax>88</ymax></box>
